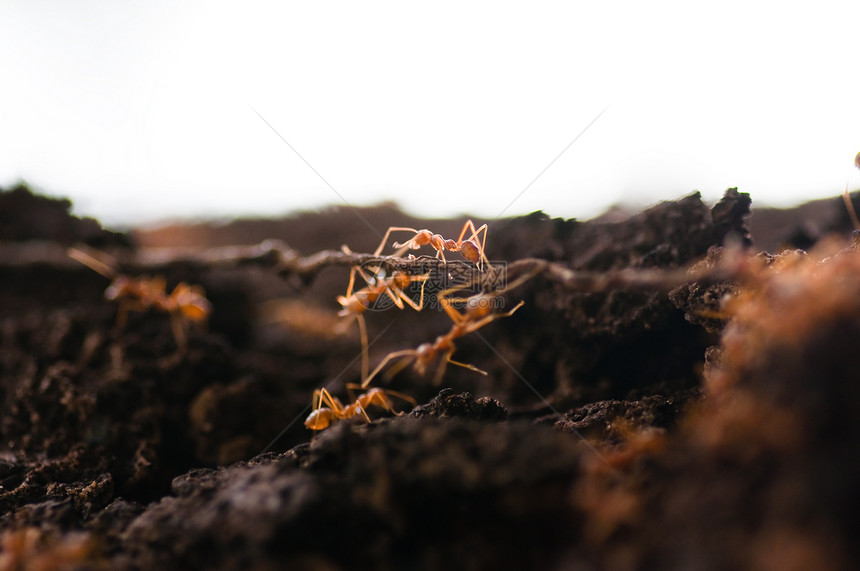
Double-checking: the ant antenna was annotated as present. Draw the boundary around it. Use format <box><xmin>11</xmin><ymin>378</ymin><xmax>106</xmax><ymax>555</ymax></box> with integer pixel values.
<box><xmin>67</xmin><ymin>246</ymin><xmax>118</xmax><ymax>279</ymax></box>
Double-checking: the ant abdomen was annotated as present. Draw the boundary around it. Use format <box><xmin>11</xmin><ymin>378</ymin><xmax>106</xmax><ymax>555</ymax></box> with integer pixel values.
<box><xmin>459</xmin><ymin>240</ymin><xmax>480</xmax><ymax>262</ymax></box>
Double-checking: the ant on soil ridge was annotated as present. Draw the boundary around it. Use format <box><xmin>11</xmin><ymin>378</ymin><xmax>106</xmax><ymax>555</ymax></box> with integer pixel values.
<box><xmin>337</xmin><ymin>245</ymin><xmax>431</xmax><ymax>381</ymax></box>
<box><xmin>373</xmin><ymin>219</ymin><xmax>490</xmax><ymax>271</ymax></box>
<box><xmin>67</xmin><ymin>245</ymin><xmax>211</xmax><ymax>353</ymax></box>
<box><xmin>304</xmin><ymin>253</ymin><xmax>532</xmax><ymax>431</ymax></box>
<box><xmin>304</xmin><ymin>386</ymin><xmax>417</xmax><ymax>431</ymax></box>
<box><xmin>304</xmin><ymin>221</ymin><xmax>513</xmax><ymax>431</ymax></box>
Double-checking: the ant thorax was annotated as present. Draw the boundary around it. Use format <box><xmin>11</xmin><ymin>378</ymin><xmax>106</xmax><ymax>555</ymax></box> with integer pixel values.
<box><xmin>412</xmin><ymin>230</ymin><xmax>435</xmax><ymax>247</ymax></box>
<box><xmin>425</xmin><ymin>234</ymin><xmax>445</xmax><ymax>251</ymax></box>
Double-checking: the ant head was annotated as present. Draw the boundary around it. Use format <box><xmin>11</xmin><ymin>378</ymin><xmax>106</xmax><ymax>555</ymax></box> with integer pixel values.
<box><xmin>105</xmin><ymin>276</ymin><xmax>135</xmax><ymax>301</ymax></box>
<box><xmin>339</xmin><ymin>291</ymin><xmax>371</xmax><ymax>315</ymax></box>
<box><xmin>459</xmin><ymin>240</ymin><xmax>481</xmax><ymax>263</ymax></box>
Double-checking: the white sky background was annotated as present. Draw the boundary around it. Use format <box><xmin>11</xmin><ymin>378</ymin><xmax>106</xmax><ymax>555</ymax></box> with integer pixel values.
<box><xmin>1</xmin><ymin>1</ymin><xmax>859</xmax><ymax>227</ymax></box>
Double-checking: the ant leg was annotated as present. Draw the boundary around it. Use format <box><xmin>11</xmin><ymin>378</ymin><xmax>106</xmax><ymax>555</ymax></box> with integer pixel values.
<box><xmin>356</xmin><ymin>314</ymin><xmax>369</xmax><ymax>382</ymax></box>
<box><xmin>67</xmin><ymin>246</ymin><xmax>118</xmax><ymax>279</ymax></box>
<box><xmin>355</xmin><ymin>404</ymin><xmax>372</xmax><ymax>423</ymax></box>
<box><xmin>374</xmin><ymin>226</ymin><xmax>421</xmax><ymax>256</ymax></box>
<box><xmin>351</xmin><ymin>386</ymin><xmax>417</xmax><ymax>415</ymax></box>
<box><xmin>345</xmin><ymin>382</ymin><xmax>365</xmax><ymax>396</ymax></box>
<box><xmin>311</xmin><ymin>388</ymin><xmax>323</xmax><ymax>411</ymax></box>
<box><xmin>364</xmin><ymin>389</ymin><xmax>418</xmax><ymax>416</ymax></box>
<box><xmin>447</xmin><ymin>359</ymin><xmax>486</xmax><ymax>375</ymax></box>
<box><xmin>116</xmin><ymin>302</ymin><xmax>131</xmax><ymax>330</ymax></box>
<box><xmin>437</xmin><ymin>278</ymin><xmax>476</xmax><ymax>300</ymax></box>
<box><xmin>430</xmin><ymin>349</ymin><xmax>487</xmax><ymax>385</ymax></box>
<box><xmin>454</xmin><ymin>220</ymin><xmax>473</xmax><ymax>245</ymax></box>
<box><xmin>347</xmin><ymin>261</ymin><xmax>379</xmax><ymax>297</ymax></box>
<box><xmin>381</xmin><ymin>354</ymin><xmax>418</xmax><ymax>383</ymax></box>
<box><xmin>316</xmin><ymin>388</ymin><xmax>345</xmax><ymax>417</ymax></box>
<box><xmin>417</xmin><ymin>277</ymin><xmax>428</xmax><ymax>311</ymax></box>
<box><xmin>431</xmin><ymin>354</ymin><xmax>449</xmax><ymax>385</ymax></box>
<box><xmin>355</xmin><ymin>264</ymin><xmax>407</xmax><ymax>310</ymax></box>
<box><xmin>114</xmin><ymin>298</ymin><xmax>148</xmax><ymax>330</ymax></box>
<box><xmin>342</xmin><ymin>245</ymin><xmax>378</xmax><ymax>300</ymax></box>
<box><xmin>169</xmin><ymin>311</ymin><xmax>189</xmax><ymax>353</ymax></box>
<box><xmin>457</xmin><ymin>220</ymin><xmax>490</xmax><ymax>270</ymax></box>
<box><xmin>433</xmin><ymin>247</ymin><xmax>448</xmax><ymax>264</ymax></box>
<box><xmin>344</xmin><ymin>266</ymin><xmax>358</xmax><ymax>299</ymax></box>
<box><xmin>444</xmin><ymin>352</ymin><xmax>487</xmax><ymax>376</ymax></box>
<box><xmin>462</xmin><ymin>300</ymin><xmax>525</xmax><ymax>335</ymax></box>
<box><xmin>498</xmin><ymin>268</ymin><xmax>539</xmax><ymax>294</ymax></box>
<box><xmin>392</xmin><ymin>273</ymin><xmax>430</xmax><ymax>311</ymax></box>
<box><xmin>305</xmin><ymin>388</ymin><xmax>348</xmax><ymax>430</ymax></box>
<box><xmin>472</xmin><ymin>224</ymin><xmax>490</xmax><ymax>271</ymax></box>
<box><xmin>362</xmin><ymin>349</ymin><xmax>417</xmax><ymax>388</ymax></box>
<box><xmin>438</xmin><ymin>295</ymin><xmax>467</xmax><ymax>326</ymax></box>
<box><xmin>306</xmin><ymin>390</ymin><xmax>336</xmax><ymax>430</ymax></box>
<box><xmin>379</xmin><ymin>387</ymin><xmax>417</xmax><ymax>409</ymax></box>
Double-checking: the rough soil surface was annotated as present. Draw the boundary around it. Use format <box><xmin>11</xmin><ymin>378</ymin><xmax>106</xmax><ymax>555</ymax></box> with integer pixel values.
<box><xmin>2</xmin><ymin>182</ymin><xmax>860</xmax><ymax>570</ymax></box>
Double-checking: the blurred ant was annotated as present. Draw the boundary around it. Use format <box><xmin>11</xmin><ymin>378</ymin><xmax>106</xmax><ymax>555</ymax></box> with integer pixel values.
<box><xmin>304</xmin><ymin>386</ymin><xmax>416</xmax><ymax>431</ymax></box>
<box><xmin>67</xmin><ymin>246</ymin><xmax>211</xmax><ymax>352</ymax></box>
<box><xmin>338</xmin><ymin>246</ymin><xmax>430</xmax><ymax>379</ymax></box>
<box><xmin>373</xmin><ymin>220</ymin><xmax>490</xmax><ymax>270</ymax></box>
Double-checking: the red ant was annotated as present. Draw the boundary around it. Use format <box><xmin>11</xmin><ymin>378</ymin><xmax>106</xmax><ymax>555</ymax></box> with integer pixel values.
<box><xmin>360</xmin><ymin>291</ymin><xmax>524</xmax><ymax>388</ymax></box>
<box><xmin>360</xmin><ymin>268</ymin><xmax>536</xmax><ymax>387</ymax></box>
<box><xmin>373</xmin><ymin>220</ymin><xmax>490</xmax><ymax>270</ymax></box>
<box><xmin>304</xmin><ymin>386</ymin><xmax>416</xmax><ymax>431</ymax></box>
<box><xmin>68</xmin><ymin>246</ymin><xmax>211</xmax><ymax>351</ymax></box>
<box><xmin>337</xmin><ymin>246</ymin><xmax>430</xmax><ymax>379</ymax></box>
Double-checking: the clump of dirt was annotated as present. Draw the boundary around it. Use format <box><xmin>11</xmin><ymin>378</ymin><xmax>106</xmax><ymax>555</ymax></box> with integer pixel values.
<box><xmin>2</xmin><ymin>181</ymin><xmax>860</xmax><ymax>570</ymax></box>
<box><xmin>478</xmin><ymin>189</ymin><xmax>751</xmax><ymax>410</ymax></box>
<box><xmin>0</xmin><ymin>183</ymin><xmax>128</xmax><ymax>247</ymax></box>
<box><xmin>580</xmin><ymin>239</ymin><xmax>860</xmax><ymax>570</ymax></box>
<box><xmin>408</xmin><ymin>387</ymin><xmax>508</xmax><ymax>421</ymax></box>
<box><xmin>118</xmin><ymin>413</ymin><xmax>584</xmax><ymax>571</ymax></box>
<box><xmin>548</xmin><ymin>392</ymin><xmax>695</xmax><ymax>442</ymax></box>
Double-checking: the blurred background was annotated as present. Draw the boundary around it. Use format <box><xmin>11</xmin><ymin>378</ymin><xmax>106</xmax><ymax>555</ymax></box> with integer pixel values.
<box><xmin>1</xmin><ymin>0</ymin><xmax>859</xmax><ymax>228</ymax></box>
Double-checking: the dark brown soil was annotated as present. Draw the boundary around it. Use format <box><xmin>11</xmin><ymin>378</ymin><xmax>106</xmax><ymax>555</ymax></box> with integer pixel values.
<box><xmin>2</xmin><ymin>182</ymin><xmax>859</xmax><ymax>570</ymax></box>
